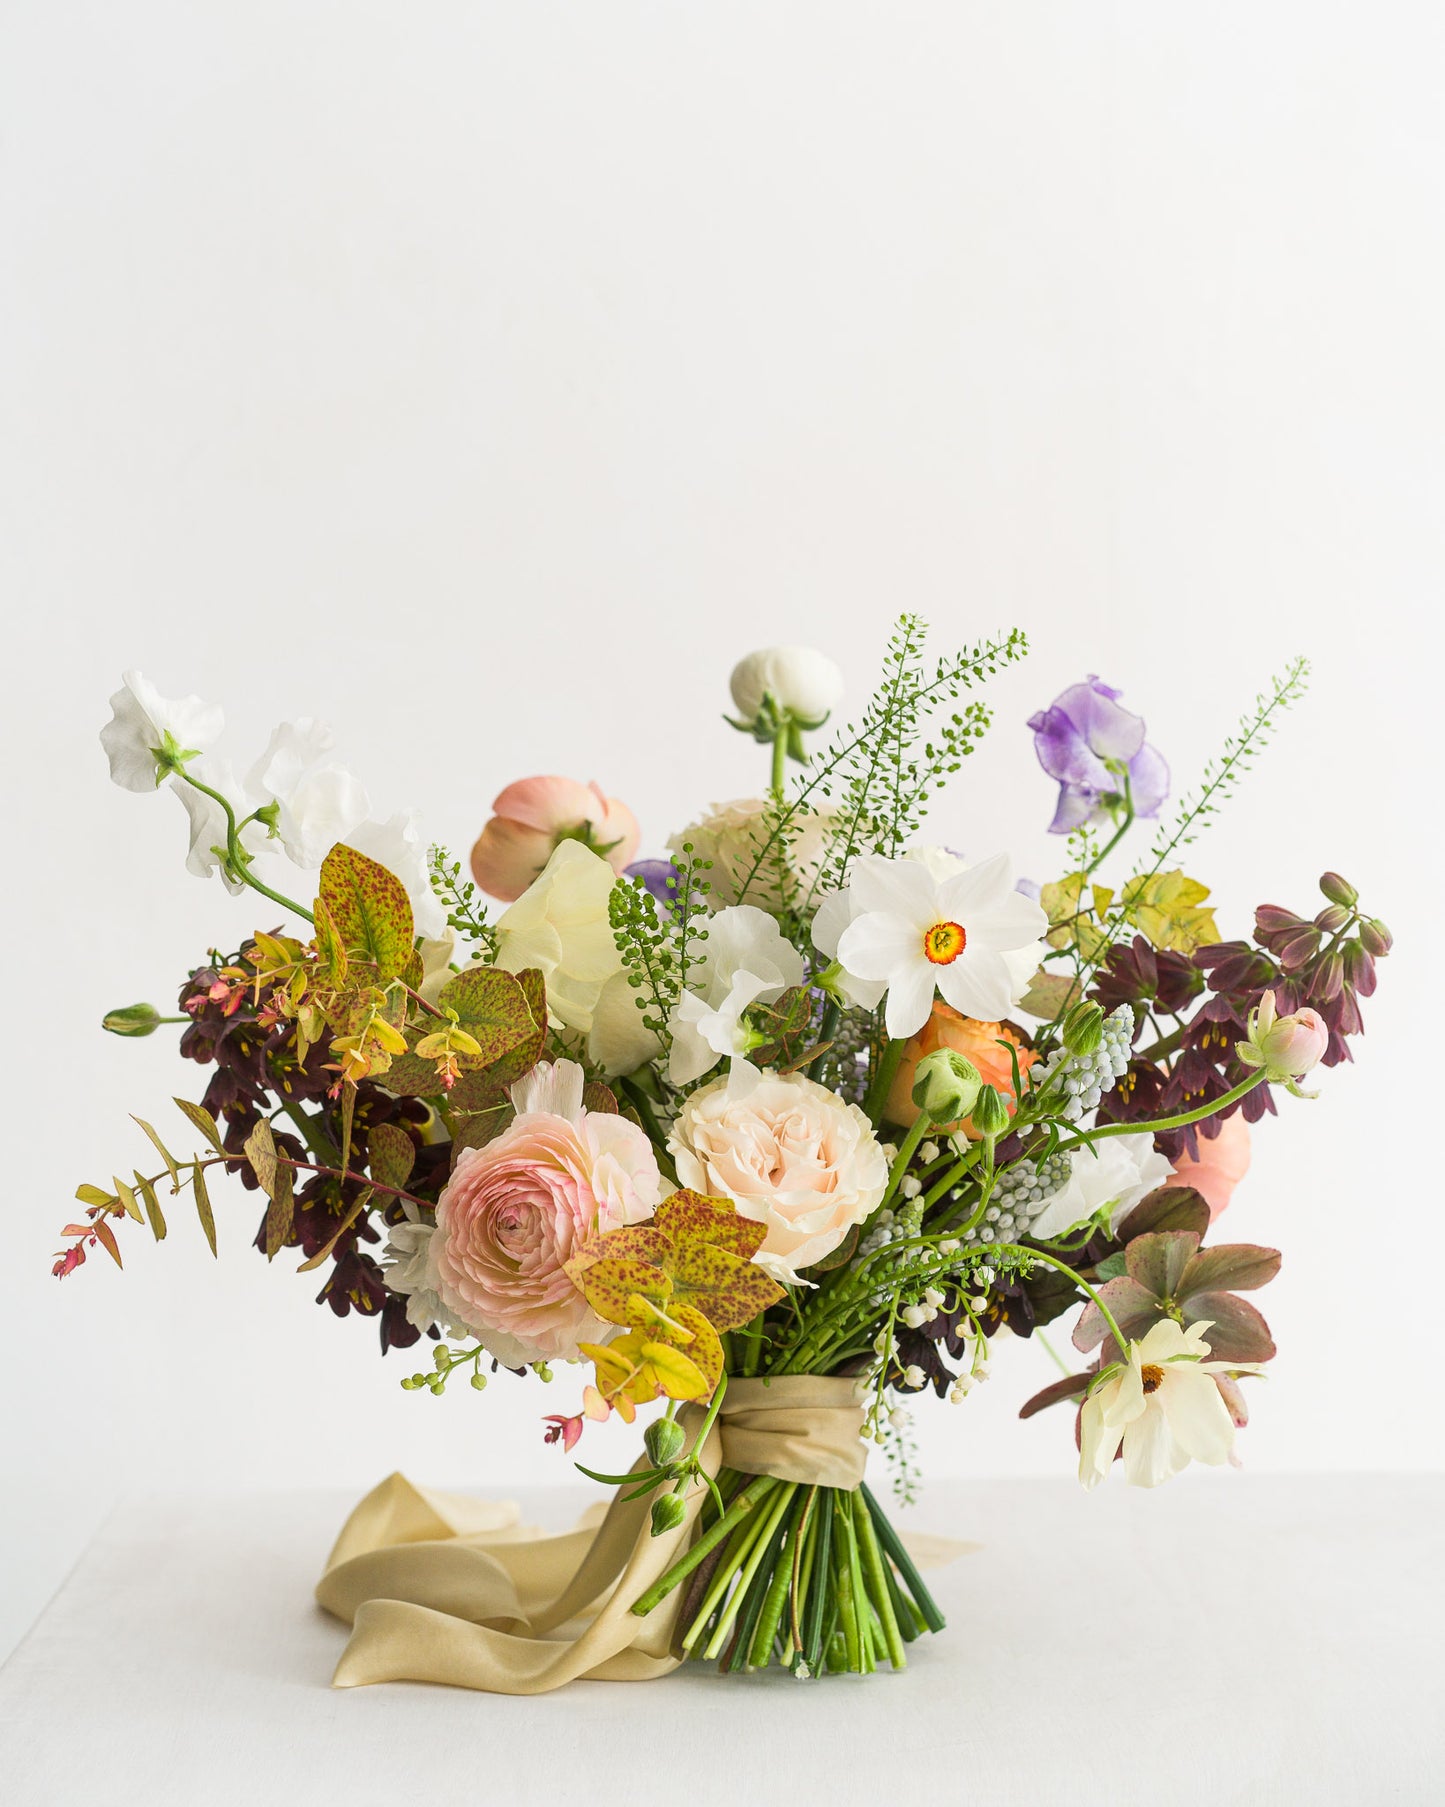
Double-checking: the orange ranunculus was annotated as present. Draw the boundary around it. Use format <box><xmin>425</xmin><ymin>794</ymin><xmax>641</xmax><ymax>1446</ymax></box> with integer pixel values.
<box><xmin>884</xmin><ymin>1001</ymin><xmax>1038</xmax><ymax>1138</ymax></box>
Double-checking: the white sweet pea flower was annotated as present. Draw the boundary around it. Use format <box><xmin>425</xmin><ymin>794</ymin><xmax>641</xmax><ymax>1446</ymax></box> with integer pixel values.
<box><xmin>246</xmin><ymin>719</ymin><xmax>371</xmax><ymax>870</ymax></box>
<box><xmin>346</xmin><ymin>810</ymin><xmax>447</xmax><ymax>938</ymax></box>
<box><xmin>1079</xmin><ymin>1319</ymin><xmax>1265</xmax><ymax>1490</ymax></box>
<box><xmin>729</xmin><ymin>646</ymin><xmax>845</xmax><ymax>730</ymax></box>
<box><xmin>816</xmin><ymin>851</ymin><xmax>1047</xmax><ymax>1039</ymax></box>
<box><xmin>1027</xmin><ymin>1133</ymin><xmax>1174</xmax><ymax>1242</ymax></box>
<box><xmin>100</xmin><ymin>670</ymin><xmax>224</xmax><ymax>792</ymax></box>
<box><xmin>170</xmin><ymin>756</ymin><xmax>270</xmax><ymax>894</ymax></box>
<box><xmin>667</xmin><ymin>904</ymin><xmax>807</xmax><ymax>1086</ymax></box>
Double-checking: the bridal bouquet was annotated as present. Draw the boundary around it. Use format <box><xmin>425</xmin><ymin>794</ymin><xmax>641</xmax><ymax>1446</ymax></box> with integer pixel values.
<box><xmin>60</xmin><ymin>620</ymin><xmax>1388</xmax><ymax>1683</ymax></box>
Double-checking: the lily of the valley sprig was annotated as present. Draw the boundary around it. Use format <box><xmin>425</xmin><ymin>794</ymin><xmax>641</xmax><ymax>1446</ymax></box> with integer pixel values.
<box><xmin>60</xmin><ymin>619</ymin><xmax>1389</xmax><ymax>1676</ymax></box>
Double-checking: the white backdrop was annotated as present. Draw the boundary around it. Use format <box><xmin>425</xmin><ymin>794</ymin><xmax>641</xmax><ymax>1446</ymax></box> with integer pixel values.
<box><xmin>1</xmin><ymin>2</ymin><xmax>1437</xmax><ymax>1654</ymax></box>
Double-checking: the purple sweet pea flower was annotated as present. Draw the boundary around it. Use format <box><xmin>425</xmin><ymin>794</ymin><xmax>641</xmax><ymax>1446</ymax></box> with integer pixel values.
<box><xmin>1028</xmin><ymin>677</ymin><xmax>1169</xmax><ymax>835</ymax></box>
<box><xmin>625</xmin><ymin>858</ymin><xmax>682</xmax><ymax>906</ymax></box>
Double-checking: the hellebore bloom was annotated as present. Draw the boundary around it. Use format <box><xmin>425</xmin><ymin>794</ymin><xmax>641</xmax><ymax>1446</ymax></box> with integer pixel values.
<box><xmin>1078</xmin><ymin>1319</ymin><xmax>1264</xmax><ymax>1490</ymax></box>
<box><xmin>1029</xmin><ymin>677</ymin><xmax>1169</xmax><ymax>835</ymax></box>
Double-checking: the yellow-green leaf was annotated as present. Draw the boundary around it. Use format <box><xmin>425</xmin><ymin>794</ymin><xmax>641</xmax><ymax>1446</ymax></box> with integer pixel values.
<box><xmin>367</xmin><ymin>1121</ymin><xmax>416</xmax><ymax>1192</ymax></box>
<box><xmin>134</xmin><ymin>1171</ymin><xmax>167</xmax><ymax>1241</ymax></box>
<box><xmin>112</xmin><ymin>1175</ymin><xmax>143</xmax><ymax>1223</ymax></box>
<box><xmin>262</xmin><ymin>1160</ymin><xmax>294</xmax><ymax>1259</ymax></box>
<box><xmin>243</xmin><ymin>1119</ymin><xmax>279</xmax><ymax>1198</ymax></box>
<box><xmin>173</xmin><ymin>1097</ymin><xmax>225</xmax><ymax>1155</ymax></box>
<box><xmin>132</xmin><ymin>1117</ymin><xmax>181</xmax><ymax>1190</ymax></box>
<box><xmin>1119</xmin><ymin>870</ymin><xmax>1221</xmax><ymax>954</ymax></box>
<box><xmin>318</xmin><ymin>844</ymin><xmax>414</xmax><ymax>982</ymax></box>
<box><xmin>639</xmin><ymin>1340</ymin><xmax>708</xmax><ymax>1400</ymax></box>
<box><xmin>75</xmin><ymin>1183</ymin><xmax>115</xmax><ymax>1209</ymax></box>
<box><xmin>192</xmin><ymin>1161</ymin><xmax>217</xmax><ymax>1256</ymax></box>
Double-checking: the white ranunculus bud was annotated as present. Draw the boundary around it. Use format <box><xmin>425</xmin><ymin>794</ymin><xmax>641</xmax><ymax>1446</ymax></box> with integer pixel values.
<box><xmin>728</xmin><ymin>646</ymin><xmax>844</xmax><ymax>731</ymax></box>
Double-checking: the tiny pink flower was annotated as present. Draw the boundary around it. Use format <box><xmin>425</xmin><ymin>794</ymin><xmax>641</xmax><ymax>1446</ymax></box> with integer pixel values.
<box><xmin>470</xmin><ymin>775</ymin><xmax>640</xmax><ymax>902</ymax></box>
<box><xmin>543</xmin><ymin>1413</ymin><xmax>585</xmax><ymax>1452</ymax></box>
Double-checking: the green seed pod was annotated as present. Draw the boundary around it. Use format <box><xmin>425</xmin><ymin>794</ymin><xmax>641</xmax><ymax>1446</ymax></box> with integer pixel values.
<box><xmin>469</xmin><ymin>1372</ymin><xmax>489</xmax><ymax>1392</ymax></box>
<box><xmin>650</xmin><ymin>1492</ymin><xmax>688</xmax><ymax>1538</ymax></box>
<box><xmin>644</xmin><ymin>1416</ymin><xmax>687</xmax><ymax>1468</ymax></box>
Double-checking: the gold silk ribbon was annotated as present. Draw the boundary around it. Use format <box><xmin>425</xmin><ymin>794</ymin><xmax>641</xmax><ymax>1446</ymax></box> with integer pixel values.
<box><xmin>315</xmin><ymin>1375</ymin><xmax>869</xmax><ymax>1694</ymax></box>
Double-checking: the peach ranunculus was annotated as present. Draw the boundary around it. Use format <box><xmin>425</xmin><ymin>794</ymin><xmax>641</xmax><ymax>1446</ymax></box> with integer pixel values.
<box><xmin>1170</xmin><ymin>1111</ymin><xmax>1252</xmax><ymax>1222</ymax></box>
<box><xmin>470</xmin><ymin>775</ymin><xmax>640</xmax><ymax>902</ymax></box>
<box><xmin>884</xmin><ymin>1001</ymin><xmax>1038</xmax><ymax>1137</ymax></box>
<box><xmin>668</xmin><ymin>1066</ymin><xmax>888</xmax><ymax>1285</ymax></box>
<box><xmin>431</xmin><ymin>1059</ymin><xmax>663</xmax><ymax>1367</ymax></box>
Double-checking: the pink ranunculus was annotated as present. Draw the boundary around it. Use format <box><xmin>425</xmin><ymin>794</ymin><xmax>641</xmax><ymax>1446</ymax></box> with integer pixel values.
<box><xmin>470</xmin><ymin>775</ymin><xmax>640</xmax><ymax>902</ymax></box>
<box><xmin>1243</xmin><ymin>989</ymin><xmax>1329</xmax><ymax>1084</ymax></box>
<box><xmin>431</xmin><ymin>1060</ymin><xmax>662</xmax><ymax>1366</ymax></box>
<box><xmin>1170</xmin><ymin>1110</ymin><xmax>1252</xmax><ymax>1222</ymax></box>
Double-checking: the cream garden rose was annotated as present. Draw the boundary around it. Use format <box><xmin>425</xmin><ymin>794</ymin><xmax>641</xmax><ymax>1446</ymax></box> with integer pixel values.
<box><xmin>667</xmin><ymin>797</ymin><xmax>833</xmax><ymax>912</ymax></box>
<box><xmin>668</xmin><ymin>1067</ymin><xmax>888</xmax><ymax>1284</ymax></box>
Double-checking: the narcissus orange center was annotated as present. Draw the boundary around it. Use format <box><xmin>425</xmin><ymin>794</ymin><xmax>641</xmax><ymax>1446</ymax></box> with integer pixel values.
<box><xmin>923</xmin><ymin>920</ymin><xmax>967</xmax><ymax>965</ymax></box>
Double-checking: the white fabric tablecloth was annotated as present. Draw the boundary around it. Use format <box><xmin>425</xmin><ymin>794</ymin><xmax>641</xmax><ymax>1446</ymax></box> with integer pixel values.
<box><xmin>1</xmin><ymin>1474</ymin><xmax>1439</xmax><ymax>1806</ymax></box>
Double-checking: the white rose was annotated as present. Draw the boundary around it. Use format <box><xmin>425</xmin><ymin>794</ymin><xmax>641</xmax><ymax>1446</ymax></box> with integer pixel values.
<box><xmin>669</xmin><ymin>1066</ymin><xmax>888</xmax><ymax>1284</ymax></box>
<box><xmin>669</xmin><ymin>797</ymin><xmax>833</xmax><ymax>912</ymax></box>
<box><xmin>100</xmin><ymin>670</ymin><xmax>224</xmax><ymax>792</ymax></box>
<box><xmin>1027</xmin><ymin>1133</ymin><xmax>1174</xmax><ymax>1242</ymax></box>
<box><xmin>729</xmin><ymin>646</ymin><xmax>844</xmax><ymax>729</ymax></box>
<box><xmin>493</xmin><ymin>838</ymin><xmax>659</xmax><ymax>1077</ymax></box>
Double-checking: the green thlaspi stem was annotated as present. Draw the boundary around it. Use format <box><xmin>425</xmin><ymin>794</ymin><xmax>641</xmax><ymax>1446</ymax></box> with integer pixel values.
<box><xmin>878</xmin><ymin>1112</ymin><xmax>932</xmax><ymax>1212</ymax></box>
<box><xmin>699</xmin><ymin>1483</ymin><xmax>797</xmax><ymax>1660</ymax></box>
<box><xmin>854</xmin><ymin>1491</ymin><xmax>907</xmax><ymax>1670</ymax></box>
<box><xmin>173</xmin><ymin>768</ymin><xmax>315</xmax><ymax>923</ymax></box>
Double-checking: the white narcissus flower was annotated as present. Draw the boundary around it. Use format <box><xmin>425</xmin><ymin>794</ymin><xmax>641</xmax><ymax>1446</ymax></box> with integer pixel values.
<box><xmin>246</xmin><ymin>719</ymin><xmax>371</xmax><ymax>870</ymax></box>
<box><xmin>1078</xmin><ymin>1319</ymin><xmax>1265</xmax><ymax>1490</ymax></box>
<box><xmin>493</xmin><ymin>839</ymin><xmax>659</xmax><ymax>1077</ymax></box>
<box><xmin>729</xmin><ymin>646</ymin><xmax>845</xmax><ymax>729</ymax></box>
<box><xmin>669</xmin><ymin>1066</ymin><xmax>888</xmax><ymax>1284</ymax></box>
<box><xmin>346</xmin><ymin>810</ymin><xmax>448</xmax><ymax>939</ymax></box>
<box><xmin>1027</xmin><ymin>1133</ymin><xmax>1174</xmax><ymax>1242</ymax></box>
<box><xmin>817</xmin><ymin>851</ymin><xmax>1047</xmax><ymax>1039</ymax></box>
<box><xmin>170</xmin><ymin>756</ymin><xmax>270</xmax><ymax>894</ymax></box>
<box><xmin>667</xmin><ymin>904</ymin><xmax>807</xmax><ymax>1086</ymax></box>
<box><xmin>100</xmin><ymin>671</ymin><xmax>224</xmax><ymax>792</ymax></box>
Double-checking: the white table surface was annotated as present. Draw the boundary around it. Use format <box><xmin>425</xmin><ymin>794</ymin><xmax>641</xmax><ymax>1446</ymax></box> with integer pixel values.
<box><xmin>1</xmin><ymin>1475</ymin><xmax>1439</xmax><ymax>1806</ymax></box>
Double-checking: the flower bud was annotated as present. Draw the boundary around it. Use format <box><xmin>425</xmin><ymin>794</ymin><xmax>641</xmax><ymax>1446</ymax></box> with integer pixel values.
<box><xmin>969</xmin><ymin>1084</ymin><xmax>1011</xmax><ymax>1140</ymax></box>
<box><xmin>649</xmin><ymin>1492</ymin><xmax>688</xmax><ymax>1538</ymax></box>
<box><xmin>1359</xmin><ymin>917</ymin><xmax>1393</xmax><ymax>957</ymax></box>
<box><xmin>644</xmin><ymin>1416</ymin><xmax>687</xmax><ymax>1468</ymax></box>
<box><xmin>727</xmin><ymin>646</ymin><xmax>845</xmax><ymax>734</ymax></box>
<box><xmin>102</xmin><ymin>1001</ymin><xmax>163</xmax><ymax>1037</ymax></box>
<box><xmin>1061</xmin><ymin>1000</ymin><xmax>1104</xmax><ymax>1056</ymax></box>
<box><xmin>1318</xmin><ymin>871</ymin><xmax>1359</xmax><ymax>909</ymax></box>
<box><xmin>911</xmin><ymin>1048</ymin><xmax>983</xmax><ymax>1125</ymax></box>
<box><xmin>1313</xmin><ymin>904</ymin><xmax>1351</xmax><ymax>934</ymax></box>
<box><xmin>1238</xmin><ymin>989</ymin><xmax>1329</xmax><ymax>1088</ymax></box>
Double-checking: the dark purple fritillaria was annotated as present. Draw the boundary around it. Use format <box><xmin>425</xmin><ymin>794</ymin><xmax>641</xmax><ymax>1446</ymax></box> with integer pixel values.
<box><xmin>1028</xmin><ymin>676</ymin><xmax>1169</xmax><ymax>834</ymax></box>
